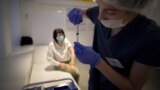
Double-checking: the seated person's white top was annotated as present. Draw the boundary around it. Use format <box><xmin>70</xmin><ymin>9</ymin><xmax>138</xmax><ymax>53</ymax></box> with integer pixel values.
<box><xmin>47</xmin><ymin>38</ymin><xmax>72</xmax><ymax>66</ymax></box>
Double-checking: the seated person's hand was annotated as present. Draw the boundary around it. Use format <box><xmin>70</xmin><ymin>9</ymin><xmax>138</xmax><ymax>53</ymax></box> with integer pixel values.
<box><xmin>59</xmin><ymin>63</ymin><xmax>66</xmax><ymax>70</ymax></box>
<box><xmin>74</xmin><ymin>42</ymin><xmax>101</xmax><ymax>67</ymax></box>
<box><xmin>68</xmin><ymin>8</ymin><xmax>83</xmax><ymax>25</ymax></box>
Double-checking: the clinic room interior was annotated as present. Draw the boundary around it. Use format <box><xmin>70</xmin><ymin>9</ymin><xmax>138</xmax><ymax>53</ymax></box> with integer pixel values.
<box><xmin>0</xmin><ymin>0</ymin><xmax>160</xmax><ymax>90</ymax></box>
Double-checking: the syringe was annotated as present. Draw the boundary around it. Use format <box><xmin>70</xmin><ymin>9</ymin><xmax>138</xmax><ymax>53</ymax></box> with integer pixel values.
<box><xmin>76</xmin><ymin>25</ymin><xmax>79</xmax><ymax>42</ymax></box>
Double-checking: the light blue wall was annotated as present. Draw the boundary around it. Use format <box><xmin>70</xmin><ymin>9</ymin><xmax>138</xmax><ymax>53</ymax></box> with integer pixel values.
<box><xmin>8</xmin><ymin>0</ymin><xmax>21</xmax><ymax>51</ymax></box>
<box><xmin>0</xmin><ymin>0</ymin><xmax>21</xmax><ymax>59</ymax></box>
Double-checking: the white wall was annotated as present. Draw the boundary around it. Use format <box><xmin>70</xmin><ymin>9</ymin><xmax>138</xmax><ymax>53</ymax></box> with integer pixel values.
<box><xmin>31</xmin><ymin>5</ymin><xmax>67</xmax><ymax>45</ymax></box>
<box><xmin>0</xmin><ymin>0</ymin><xmax>6</xmax><ymax>59</ymax></box>
<box><xmin>20</xmin><ymin>0</ymin><xmax>33</xmax><ymax>37</ymax></box>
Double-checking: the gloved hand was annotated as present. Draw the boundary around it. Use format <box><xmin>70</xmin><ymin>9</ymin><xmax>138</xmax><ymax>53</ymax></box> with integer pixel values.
<box><xmin>68</xmin><ymin>8</ymin><xmax>83</xmax><ymax>25</ymax></box>
<box><xmin>74</xmin><ymin>42</ymin><xmax>101</xmax><ymax>67</ymax></box>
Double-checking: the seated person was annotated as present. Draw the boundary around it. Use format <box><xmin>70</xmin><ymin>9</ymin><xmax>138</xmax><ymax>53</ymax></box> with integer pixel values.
<box><xmin>47</xmin><ymin>28</ymin><xmax>79</xmax><ymax>83</ymax></box>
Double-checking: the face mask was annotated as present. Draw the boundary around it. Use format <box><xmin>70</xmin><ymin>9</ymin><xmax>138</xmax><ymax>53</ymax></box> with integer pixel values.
<box><xmin>56</xmin><ymin>35</ymin><xmax>64</xmax><ymax>42</ymax></box>
<box><xmin>100</xmin><ymin>19</ymin><xmax>125</xmax><ymax>29</ymax></box>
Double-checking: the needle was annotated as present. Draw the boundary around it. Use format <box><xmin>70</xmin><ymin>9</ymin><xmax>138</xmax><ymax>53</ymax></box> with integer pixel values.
<box><xmin>76</xmin><ymin>25</ymin><xmax>79</xmax><ymax>42</ymax></box>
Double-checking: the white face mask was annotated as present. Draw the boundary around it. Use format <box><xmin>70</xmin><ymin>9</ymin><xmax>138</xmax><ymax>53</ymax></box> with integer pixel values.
<box><xmin>56</xmin><ymin>35</ymin><xmax>64</xmax><ymax>43</ymax></box>
<box><xmin>100</xmin><ymin>19</ymin><xmax>125</xmax><ymax>29</ymax></box>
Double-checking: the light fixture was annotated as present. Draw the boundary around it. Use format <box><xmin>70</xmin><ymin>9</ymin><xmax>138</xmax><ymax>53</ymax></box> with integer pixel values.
<box><xmin>57</xmin><ymin>10</ymin><xmax>63</xmax><ymax>13</ymax></box>
<box><xmin>80</xmin><ymin>0</ymin><xmax>96</xmax><ymax>2</ymax></box>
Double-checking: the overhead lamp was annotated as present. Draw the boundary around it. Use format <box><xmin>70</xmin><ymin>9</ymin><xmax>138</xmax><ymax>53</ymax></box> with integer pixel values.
<box><xmin>57</xmin><ymin>10</ymin><xmax>63</xmax><ymax>13</ymax></box>
<box><xmin>79</xmin><ymin>0</ymin><xmax>96</xmax><ymax>2</ymax></box>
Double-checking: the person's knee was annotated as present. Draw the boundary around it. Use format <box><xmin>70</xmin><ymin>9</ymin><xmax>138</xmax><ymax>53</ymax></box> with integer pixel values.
<box><xmin>55</xmin><ymin>65</ymin><xmax>67</xmax><ymax>71</ymax></box>
<box><xmin>69</xmin><ymin>66</ymin><xmax>80</xmax><ymax>82</ymax></box>
<box><xmin>71</xmin><ymin>66</ymin><xmax>79</xmax><ymax>75</ymax></box>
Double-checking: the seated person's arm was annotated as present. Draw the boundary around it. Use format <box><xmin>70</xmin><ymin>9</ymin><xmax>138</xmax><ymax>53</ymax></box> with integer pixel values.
<box><xmin>68</xmin><ymin>46</ymin><xmax>76</xmax><ymax>65</ymax></box>
<box><xmin>47</xmin><ymin>44</ymin><xmax>60</xmax><ymax>66</ymax></box>
<box><xmin>47</xmin><ymin>44</ymin><xmax>67</xmax><ymax>70</ymax></box>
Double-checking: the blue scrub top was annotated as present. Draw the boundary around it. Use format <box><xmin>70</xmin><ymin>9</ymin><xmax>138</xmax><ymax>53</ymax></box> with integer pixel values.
<box><xmin>86</xmin><ymin>6</ymin><xmax>160</xmax><ymax>90</ymax></box>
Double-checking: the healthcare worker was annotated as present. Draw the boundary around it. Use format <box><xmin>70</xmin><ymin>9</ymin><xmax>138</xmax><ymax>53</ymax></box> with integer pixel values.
<box><xmin>68</xmin><ymin>0</ymin><xmax>160</xmax><ymax>90</ymax></box>
<box><xmin>47</xmin><ymin>28</ymin><xmax>79</xmax><ymax>83</ymax></box>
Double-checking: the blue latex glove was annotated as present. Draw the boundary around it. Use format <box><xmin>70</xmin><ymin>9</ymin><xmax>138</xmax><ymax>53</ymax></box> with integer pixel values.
<box><xmin>68</xmin><ymin>8</ymin><xmax>83</xmax><ymax>25</ymax></box>
<box><xmin>74</xmin><ymin>42</ymin><xmax>101</xmax><ymax>67</ymax></box>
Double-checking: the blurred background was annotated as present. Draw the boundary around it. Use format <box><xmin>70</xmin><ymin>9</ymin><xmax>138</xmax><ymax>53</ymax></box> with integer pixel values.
<box><xmin>0</xmin><ymin>0</ymin><xmax>160</xmax><ymax>90</ymax></box>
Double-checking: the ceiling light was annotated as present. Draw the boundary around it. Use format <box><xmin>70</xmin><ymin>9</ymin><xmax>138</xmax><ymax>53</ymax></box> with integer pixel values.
<box><xmin>57</xmin><ymin>10</ymin><xmax>63</xmax><ymax>13</ymax></box>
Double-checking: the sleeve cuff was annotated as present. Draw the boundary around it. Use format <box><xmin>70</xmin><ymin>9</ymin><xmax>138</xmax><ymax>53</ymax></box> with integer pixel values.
<box><xmin>50</xmin><ymin>60</ymin><xmax>60</xmax><ymax>66</ymax></box>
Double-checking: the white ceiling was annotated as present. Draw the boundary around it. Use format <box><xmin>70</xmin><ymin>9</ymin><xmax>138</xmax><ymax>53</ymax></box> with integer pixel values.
<box><xmin>33</xmin><ymin>0</ymin><xmax>97</xmax><ymax>7</ymax></box>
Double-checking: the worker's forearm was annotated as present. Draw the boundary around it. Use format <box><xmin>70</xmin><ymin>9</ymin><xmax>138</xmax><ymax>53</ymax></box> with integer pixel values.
<box><xmin>81</xmin><ymin>9</ymin><xmax>87</xmax><ymax>17</ymax></box>
<box><xmin>96</xmin><ymin>59</ymin><xmax>134</xmax><ymax>90</ymax></box>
